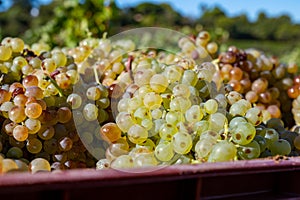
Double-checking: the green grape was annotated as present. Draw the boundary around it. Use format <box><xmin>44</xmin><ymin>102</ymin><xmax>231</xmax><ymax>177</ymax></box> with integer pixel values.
<box><xmin>151</xmin><ymin>108</ymin><xmax>163</xmax><ymax>120</ymax></box>
<box><xmin>86</xmin><ymin>86</ymin><xmax>101</xmax><ymax>101</ymax></box>
<box><xmin>237</xmin><ymin>140</ymin><xmax>260</xmax><ymax>160</ymax></box>
<box><xmin>204</xmin><ymin>99</ymin><xmax>218</xmax><ymax>114</ymax></box>
<box><xmin>10</xmin><ymin>38</ymin><xmax>24</xmax><ymax>53</ymax></box>
<box><xmin>172</xmin><ymin>84</ymin><xmax>190</xmax><ymax>98</ymax></box>
<box><xmin>208</xmin><ymin>141</ymin><xmax>237</xmax><ymax>162</ymax></box>
<box><xmin>134</xmin><ymin>68</ymin><xmax>154</xmax><ymax>87</ymax></box>
<box><xmin>96</xmin><ymin>159</ymin><xmax>110</xmax><ymax>170</ymax></box>
<box><xmin>165</xmin><ymin>111</ymin><xmax>184</xmax><ymax>125</ymax></box>
<box><xmin>193</xmin><ymin>120</ymin><xmax>210</xmax><ymax>135</ymax></box>
<box><xmin>127</xmin><ymin>124</ymin><xmax>148</xmax><ymax>144</ymax></box>
<box><xmin>269</xmin><ymin>139</ymin><xmax>291</xmax><ymax>156</ymax></box>
<box><xmin>67</xmin><ymin>93</ymin><xmax>82</xmax><ymax>109</ymax></box>
<box><xmin>229</xmin><ymin>101</ymin><xmax>248</xmax><ymax>117</ymax></box>
<box><xmin>41</xmin><ymin>58</ymin><xmax>57</xmax><ymax>73</ymax></box>
<box><xmin>226</xmin><ymin>91</ymin><xmax>243</xmax><ymax>105</ymax></box>
<box><xmin>263</xmin><ymin>128</ymin><xmax>280</xmax><ymax>146</ymax></box>
<box><xmin>83</xmin><ymin>103</ymin><xmax>98</xmax><ymax>121</ymax></box>
<box><xmin>0</xmin><ymin>45</ymin><xmax>12</xmax><ymax>61</ymax></box>
<box><xmin>172</xmin><ymin>131</ymin><xmax>193</xmax><ymax>154</ymax></box>
<box><xmin>134</xmin><ymin>106</ymin><xmax>152</xmax><ymax>124</ymax></box>
<box><xmin>143</xmin><ymin>92</ymin><xmax>162</xmax><ymax>110</ymax></box>
<box><xmin>169</xmin><ymin>96</ymin><xmax>191</xmax><ymax>112</ymax></box>
<box><xmin>159</xmin><ymin>123</ymin><xmax>178</xmax><ymax>141</ymax></box>
<box><xmin>110</xmin><ymin>155</ymin><xmax>134</xmax><ymax>169</ymax></box>
<box><xmin>51</xmin><ymin>51</ymin><xmax>67</xmax><ymax>67</ymax></box>
<box><xmin>154</xmin><ymin>141</ymin><xmax>174</xmax><ymax>162</ymax></box>
<box><xmin>195</xmin><ymin>138</ymin><xmax>216</xmax><ymax>159</ymax></box>
<box><xmin>127</xmin><ymin>96</ymin><xmax>143</xmax><ymax>113</ymax></box>
<box><xmin>231</xmin><ymin>122</ymin><xmax>256</xmax><ymax>145</ymax></box>
<box><xmin>163</xmin><ymin>65</ymin><xmax>183</xmax><ymax>83</ymax></box>
<box><xmin>253</xmin><ymin>135</ymin><xmax>268</xmax><ymax>152</ymax></box>
<box><xmin>116</xmin><ymin>112</ymin><xmax>136</xmax><ymax>132</ymax></box>
<box><xmin>133</xmin><ymin>152</ymin><xmax>158</xmax><ymax>167</ymax></box>
<box><xmin>26</xmin><ymin>138</ymin><xmax>43</xmax><ymax>154</ymax></box>
<box><xmin>209</xmin><ymin>112</ymin><xmax>228</xmax><ymax>132</ymax></box>
<box><xmin>229</xmin><ymin>116</ymin><xmax>247</xmax><ymax>129</ymax></box>
<box><xmin>181</xmin><ymin>69</ymin><xmax>197</xmax><ymax>86</ymax></box>
<box><xmin>150</xmin><ymin>74</ymin><xmax>168</xmax><ymax>93</ymax></box>
<box><xmin>43</xmin><ymin>138</ymin><xmax>58</xmax><ymax>154</ymax></box>
<box><xmin>245</xmin><ymin>107</ymin><xmax>263</xmax><ymax>126</ymax></box>
<box><xmin>185</xmin><ymin>105</ymin><xmax>203</xmax><ymax>123</ymax></box>
<box><xmin>6</xmin><ymin>147</ymin><xmax>23</xmax><ymax>159</ymax></box>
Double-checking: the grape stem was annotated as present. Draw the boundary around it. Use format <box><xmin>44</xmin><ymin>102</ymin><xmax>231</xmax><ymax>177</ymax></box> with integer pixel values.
<box><xmin>46</xmin><ymin>76</ymin><xmax>65</xmax><ymax>97</ymax></box>
<box><xmin>126</xmin><ymin>55</ymin><xmax>134</xmax><ymax>81</ymax></box>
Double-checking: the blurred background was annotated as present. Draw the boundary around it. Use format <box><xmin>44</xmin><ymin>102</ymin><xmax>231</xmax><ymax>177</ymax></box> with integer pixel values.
<box><xmin>0</xmin><ymin>0</ymin><xmax>300</xmax><ymax>64</ymax></box>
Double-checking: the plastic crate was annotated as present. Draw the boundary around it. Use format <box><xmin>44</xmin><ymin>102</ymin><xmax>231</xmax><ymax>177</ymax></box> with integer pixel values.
<box><xmin>1</xmin><ymin>157</ymin><xmax>300</xmax><ymax>200</ymax></box>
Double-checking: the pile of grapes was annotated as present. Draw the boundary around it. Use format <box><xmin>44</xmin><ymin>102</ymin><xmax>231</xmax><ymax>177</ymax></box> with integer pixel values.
<box><xmin>0</xmin><ymin>29</ymin><xmax>300</xmax><ymax>173</ymax></box>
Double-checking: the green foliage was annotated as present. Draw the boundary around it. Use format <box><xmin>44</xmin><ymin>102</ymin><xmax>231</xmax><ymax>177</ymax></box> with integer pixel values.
<box><xmin>24</xmin><ymin>0</ymin><xmax>113</xmax><ymax>47</ymax></box>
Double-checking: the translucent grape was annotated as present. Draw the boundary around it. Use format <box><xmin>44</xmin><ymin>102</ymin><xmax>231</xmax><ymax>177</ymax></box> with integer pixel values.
<box><xmin>159</xmin><ymin>123</ymin><xmax>178</xmax><ymax>141</ymax></box>
<box><xmin>86</xmin><ymin>86</ymin><xmax>101</xmax><ymax>101</ymax></box>
<box><xmin>231</xmin><ymin>122</ymin><xmax>256</xmax><ymax>145</ymax></box>
<box><xmin>237</xmin><ymin>140</ymin><xmax>260</xmax><ymax>160</ymax></box>
<box><xmin>245</xmin><ymin>107</ymin><xmax>263</xmax><ymax>126</ymax></box>
<box><xmin>127</xmin><ymin>124</ymin><xmax>148</xmax><ymax>144</ymax></box>
<box><xmin>29</xmin><ymin>158</ymin><xmax>51</xmax><ymax>173</ymax></box>
<box><xmin>204</xmin><ymin>99</ymin><xmax>218</xmax><ymax>115</ymax></box>
<box><xmin>116</xmin><ymin>112</ymin><xmax>136</xmax><ymax>132</ymax></box>
<box><xmin>13</xmin><ymin>125</ymin><xmax>29</xmax><ymax>142</ymax></box>
<box><xmin>110</xmin><ymin>155</ymin><xmax>134</xmax><ymax>169</ymax></box>
<box><xmin>185</xmin><ymin>105</ymin><xmax>203</xmax><ymax>123</ymax></box>
<box><xmin>25</xmin><ymin>102</ymin><xmax>43</xmax><ymax>119</ymax></box>
<box><xmin>209</xmin><ymin>113</ymin><xmax>228</xmax><ymax>132</ymax></box>
<box><xmin>67</xmin><ymin>93</ymin><xmax>82</xmax><ymax>109</ymax></box>
<box><xmin>0</xmin><ymin>45</ymin><xmax>12</xmax><ymax>61</ymax></box>
<box><xmin>169</xmin><ymin>96</ymin><xmax>191</xmax><ymax>113</ymax></box>
<box><xmin>207</xmin><ymin>141</ymin><xmax>237</xmax><ymax>162</ymax></box>
<box><xmin>9</xmin><ymin>106</ymin><xmax>26</xmax><ymax>123</ymax></box>
<box><xmin>133</xmin><ymin>152</ymin><xmax>158</xmax><ymax>167</ymax></box>
<box><xmin>172</xmin><ymin>131</ymin><xmax>193</xmax><ymax>154</ymax></box>
<box><xmin>25</xmin><ymin>118</ymin><xmax>41</xmax><ymax>134</ymax></box>
<box><xmin>172</xmin><ymin>84</ymin><xmax>190</xmax><ymax>98</ymax></box>
<box><xmin>83</xmin><ymin>103</ymin><xmax>98</xmax><ymax>121</ymax></box>
<box><xmin>150</xmin><ymin>74</ymin><xmax>168</xmax><ymax>93</ymax></box>
<box><xmin>143</xmin><ymin>92</ymin><xmax>163</xmax><ymax>110</ymax></box>
<box><xmin>154</xmin><ymin>141</ymin><xmax>174</xmax><ymax>162</ymax></box>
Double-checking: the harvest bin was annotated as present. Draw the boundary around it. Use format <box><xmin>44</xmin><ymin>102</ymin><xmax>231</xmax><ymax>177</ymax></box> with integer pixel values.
<box><xmin>1</xmin><ymin>158</ymin><xmax>300</xmax><ymax>200</ymax></box>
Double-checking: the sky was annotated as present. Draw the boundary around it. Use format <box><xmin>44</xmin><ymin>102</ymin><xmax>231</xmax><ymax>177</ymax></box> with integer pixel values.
<box><xmin>115</xmin><ymin>0</ymin><xmax>300</xmax><ymax>23</ymax></box>
<box><xmin>1</xmin><ymin>0</ymin><xmax>300</xmax><ymax>23</ymax></box>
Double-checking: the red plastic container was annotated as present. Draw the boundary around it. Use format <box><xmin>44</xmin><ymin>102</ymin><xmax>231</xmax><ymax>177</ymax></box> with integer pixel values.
<box><xmin>1</xmin><ymin>157</ymin><xmax>300</xmax><ymax>199</ymax></box>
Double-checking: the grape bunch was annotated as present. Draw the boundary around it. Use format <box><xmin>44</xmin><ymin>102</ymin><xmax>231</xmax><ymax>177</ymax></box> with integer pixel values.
<box><xmin>286</xmin><ymin>74</ymin><xmax>300</xmax><ymax>125</ymax></box>
<box><xmin>0</xmin><ymin>28</ymin><xmax>299</xmax><ymax>174</ymax></box>
<box><xmin>216</xmin><ymin>47</ymin><xmax>297</xmax><ymax>128</ymax></box>
<box><xmin>0</xmin><ymin>37</ymin><xmax>99</xmax><ymax>173</ymax></box>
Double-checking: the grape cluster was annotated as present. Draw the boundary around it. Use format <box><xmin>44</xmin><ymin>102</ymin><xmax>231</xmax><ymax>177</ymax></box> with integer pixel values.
<box><xmin>0</xmin><ymin>29</ymin><xmax>300</xmax><ymax>173</ymax></box>
<box><xmin>286</xmin><ymin>74</ymin><xmax>300</xmax><ymax>125</ymax></box>
<box><xmin>0</xmin><ymin>37</ymin><xmax>97</xmax><ymax>173</ymax></box>
<box><xmin>216</xmin><ymin>47</ymin><xmax>297</xmax><ymax>128</ymax></box>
